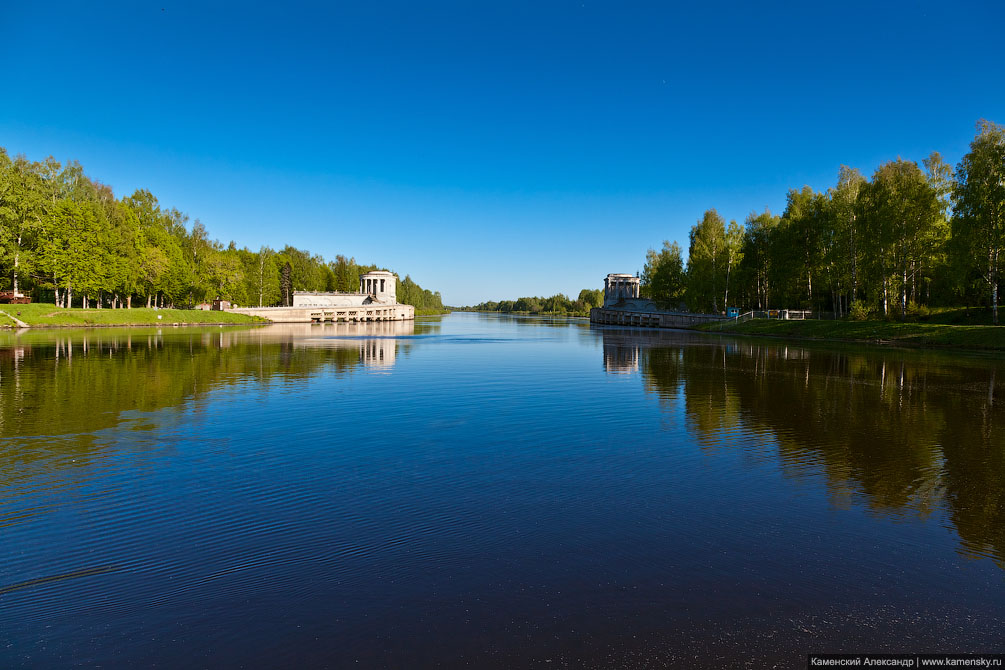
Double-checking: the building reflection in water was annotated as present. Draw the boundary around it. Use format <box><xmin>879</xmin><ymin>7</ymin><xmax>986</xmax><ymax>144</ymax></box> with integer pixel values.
<box><xmin>598</xmin><ymin>326</ymin><xmax>1005</xmax><ymax>568</ymax></box>
<box><xmin>602</xmin><ymin>331</ymin><xmax>640</xmax><ymax>374</ymax></box>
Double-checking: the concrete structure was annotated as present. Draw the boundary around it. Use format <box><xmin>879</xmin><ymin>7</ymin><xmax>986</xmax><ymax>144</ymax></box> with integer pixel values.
<box><xmin>229</xmin><ymin>271</ymin><xmax>415</xmax><ymax>323</ymax></box>
<box><xmin>603</xmin><ymin>273</ymin><xmax>640</xmax><ymax>307</ymax></box>
<box><xmin>591</xmin><ymin>271</ymin><xmax>728</xmax><ymax>329</ymax></box>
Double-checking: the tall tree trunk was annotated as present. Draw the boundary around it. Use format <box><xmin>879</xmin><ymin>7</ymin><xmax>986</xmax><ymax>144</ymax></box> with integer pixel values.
<box><xmin>127</xmin><ymin>295</ymin><xmax>132</xmax><ymax>309</ymax></box>
<box><xmin>901</xmin><ymin>265</ymin><xmax>907</xmax><ymax>319</ymax></box>
<box><xmin>12</xmin><ymin>233</ymin><xmax>21</xmax><ymax>297</ymax></box>
<box><xmin>882</xmin><ymin>276</ymin><xmax>888</xmax><ymax>317</ymax></box>
<box><xmin>988</xmin><ymin>249</ymin><xmax>996</xmax><ymax>327</ymax></box>
<box><xmin>911</xmin><ymin>261</ymin><xmax>917</xmax><ymax>305</ymax></box>
<box><xmin>146</xmin><ymin>294</ymin><xmax>152</xmax><ymax>308</ymax></box>
<box><xmin>723</xmin><ymin>263</ymin><xmax>730</xmax><ymax>310</ymax></box>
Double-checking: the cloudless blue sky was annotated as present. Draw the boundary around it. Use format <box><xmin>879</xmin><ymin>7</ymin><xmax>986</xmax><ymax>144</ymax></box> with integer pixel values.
<box><xmin>3</xmin><ymin>1</ymin><xmax>1004</xmax><ymax>305</ymax></box>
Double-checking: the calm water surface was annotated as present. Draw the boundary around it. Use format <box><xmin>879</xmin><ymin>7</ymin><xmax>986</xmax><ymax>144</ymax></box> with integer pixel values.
<box><xmin>1</xmin><ymin>313</ymin><xmax>1003</xmax><ymax>668</ymax></box>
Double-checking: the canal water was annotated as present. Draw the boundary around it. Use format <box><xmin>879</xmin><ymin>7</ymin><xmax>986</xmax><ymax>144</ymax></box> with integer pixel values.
<box><xmin>1</xmin><ymin>313</ymin><xmax>1003</xmax><ymax>667</ymax></box>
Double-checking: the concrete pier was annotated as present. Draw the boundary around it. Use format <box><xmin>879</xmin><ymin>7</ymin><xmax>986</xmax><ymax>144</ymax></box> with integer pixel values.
<box><xmin>590</xmin><ymin>272</ymin><xmax>727</xmax><ymax>329</ymax></box>
<box><xmin>590</xmin><ymin>307</ymin><xmax>726</xmax><ymax>328</ymax></box>
<box><xmin>228</xmin><ymin>304</ymin><xmax>414</xmax><ymax>323</ymax></box>
<box><xmin>227</xmin><ymin>270</ymin><xmax>415</xmax><ymax>323</ymax></box>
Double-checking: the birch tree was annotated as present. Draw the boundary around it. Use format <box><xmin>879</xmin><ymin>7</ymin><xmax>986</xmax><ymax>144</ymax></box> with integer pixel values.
<box><xmin>952</xmin><ymin>120</ymin><xmax>1005</xmax><ymax>324</ymax></box>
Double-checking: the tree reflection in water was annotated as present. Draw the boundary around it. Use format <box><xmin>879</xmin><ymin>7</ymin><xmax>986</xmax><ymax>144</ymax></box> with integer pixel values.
<box><xmin>601</xmin><ymin>327</ymin><xmax>1005</xmax><ymax>567</ymax></box>
<box><xmin>0</xmin><ymin>321</ymin><xmax>430</xmax><ymax>524</ymax></box>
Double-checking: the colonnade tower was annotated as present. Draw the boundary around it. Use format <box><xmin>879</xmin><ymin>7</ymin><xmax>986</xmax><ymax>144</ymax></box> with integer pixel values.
<box><xmin>360</xmin><ymin>270</ymin><xmax>398</xmax><ymax>305</ymax></box>
<box><xmin>603</xmin><ymin>273</ymin><xmax>640</xmax><ymax>308</ymax></box>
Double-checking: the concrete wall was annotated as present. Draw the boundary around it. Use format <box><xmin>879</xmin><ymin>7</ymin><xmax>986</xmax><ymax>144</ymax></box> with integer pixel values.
<box><xmin>293</xmin><ymin>293</ymin><xmax>369</xmax><ymax>308</ymax></box>
<box><xmin>230</xmin><ymin>303</ymin><xmax>414</xmax><ymax>323</ymax></box>
<box><xmin>590</xmin><ymin>307</ymin><xmax>727</xmax><ymax>329</ymax></box>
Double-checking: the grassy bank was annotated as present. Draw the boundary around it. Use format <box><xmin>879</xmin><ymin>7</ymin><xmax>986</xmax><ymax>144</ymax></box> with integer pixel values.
<box><xmin>0</xmin><ymin>304</ymin><xmax>264</xmax><ymax>328</ymax></box>
<box><xmin>697</xmin><ymin>317</ymin><xmax>1005</xmax><ymax>351</ymax></box>
<box><xmin>415</xmin><ymin>309</ymin><xmax>452</xmax><ymax>316</ymax></box>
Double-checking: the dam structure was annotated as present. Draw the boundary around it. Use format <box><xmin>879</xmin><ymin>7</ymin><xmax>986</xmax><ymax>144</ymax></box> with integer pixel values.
<box><xmin>229</xmin><ymin>270</ymin><xmax>415</xmax><ymax>323</ymax></box>
<box><xmin>589</xmin><ymin>273</ymin><xmax>728</xmax><ymax>329</ymax></box>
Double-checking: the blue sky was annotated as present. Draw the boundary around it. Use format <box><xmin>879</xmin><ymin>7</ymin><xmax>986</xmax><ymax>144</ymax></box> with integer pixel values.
<box><xmin>3</xmin><ymin>1</ymin><xmax>1003</xmax><ymax>305</ymax></box>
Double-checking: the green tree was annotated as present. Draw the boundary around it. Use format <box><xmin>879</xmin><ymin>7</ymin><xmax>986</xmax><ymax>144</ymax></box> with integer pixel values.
<box><xmin>952</xmin><ymin>121</ymin><xmax>1005</xmax><ymax>324</ymax></box>
<box><xmin>686</xmin><ymin>209</ymin><xmax>727</xmax><ymax>313</ymax></box>
<box><xmin>738</xmin><ymin>208</ymin><xmax>779</xmax><ymax>309</ymax></box>
<box><xmin>829</xmin><ymin>166</ymin><xmax>866</xmax><ymax>311</ymax></box>
<box><xmin>722</xmin><ymin>220</ymin><xmax>744</xmax><ymax>309</ymax></box>
<box><xmin>577</xmin><ymin>288</ymin><xmax>604</xmax><ymax>310</ymax></box>
<box><xmin>859</xmin><ymin>159</ymin><xmax>941</xmax><ymax>318</ymax></box>
<box><xmin>0</xmin><ymin>152</ymin><xmax>46</xmax><ymax>297</ymax></box>
<box><xmin>641</xmin><ymin>240</ymin><xmax>686</xmax><ymax>307</ymax></box>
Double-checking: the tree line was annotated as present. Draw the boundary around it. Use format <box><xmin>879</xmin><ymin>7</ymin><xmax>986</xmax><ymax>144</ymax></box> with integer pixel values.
<box><xmin>465</xmin><ymin>289</ymin><xmax>605</xmax><ymax>316</ymax></box>
<box><xmin>641</xmin><ymin>120</ymin><xmax>1005</xmax><ymax>322</ymax></box>
<box><xmin>0</xmin><ymin>148</ymin><xmax>444</xmax><ymax>311</ymax></box>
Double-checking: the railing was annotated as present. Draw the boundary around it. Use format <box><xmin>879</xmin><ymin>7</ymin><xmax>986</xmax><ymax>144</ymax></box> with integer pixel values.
<box><xmin>733</xmin><ymin>309</ymin><xmax>816</xmax><ymax>321</ymax></box>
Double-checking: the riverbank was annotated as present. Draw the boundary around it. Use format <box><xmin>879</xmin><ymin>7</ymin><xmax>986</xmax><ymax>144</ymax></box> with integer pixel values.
<box><xmin>696</xmin><ymin>318</ymin><xmax>1005</xmax><ymax>351</ymax></box>
<box><xmin>0</xmin><ymin>304</ymin><xmax>264</xmax><ymax>328</ymax></box>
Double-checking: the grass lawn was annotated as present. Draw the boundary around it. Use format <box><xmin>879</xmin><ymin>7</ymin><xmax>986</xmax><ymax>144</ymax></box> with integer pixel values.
<box><xmin>697</xmin><ymin>317</ymin><xmax>1005</xmax><ymax>351</ymax></box>
<box><xmin>0</xmin><ymin>303</ymin><xmax>264</xmax><ymax>327</ymax></box>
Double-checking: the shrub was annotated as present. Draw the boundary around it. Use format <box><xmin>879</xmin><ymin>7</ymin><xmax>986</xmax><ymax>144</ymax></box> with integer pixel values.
<box><xmin>906</xmin><ymin>302</ymin><xmax>931</xmax><ymax>320</ymax></box>
<box><xmin>848</xmin><ymin>301</ymin><xmax>870</xmax><ymax>321</ymax></box>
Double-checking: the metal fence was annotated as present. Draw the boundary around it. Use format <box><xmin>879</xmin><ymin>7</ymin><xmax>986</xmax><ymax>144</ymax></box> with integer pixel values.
<box><xmin>732</xmin><ymin>309</ymin><xmax>819</xmax><ymax>322</ymax></box>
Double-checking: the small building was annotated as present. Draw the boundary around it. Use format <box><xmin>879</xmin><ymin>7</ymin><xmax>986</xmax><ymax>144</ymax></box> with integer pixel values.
<box><xmin>603</xmin><ymin>273</ymin><xmax>641</xmax><ymax>307</ymax></box>
<box><xmin>227</xmin><ymin>271</ymin><xmax>414</xmax><ymax>323</ymax></box>
<box><xmin>591</xmin><ymin>272</ymin><xmax>728</xmax><ymax>329</ymax></box>
<box><xmin>212</xmin><ymin>299</ymin><xmax>232</xmax><ymax>311</ymax></box>
<box><xmin>293</xmin><ymin>270</ymin><xmax>400</xmax><ymax>308</ymax></box>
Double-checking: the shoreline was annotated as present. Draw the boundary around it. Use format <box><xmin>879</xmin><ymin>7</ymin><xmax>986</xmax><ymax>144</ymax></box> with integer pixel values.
<box><xmin>0</xmin><ymin>321</ymin><xmax>266</xmax><ymax>330</ymax></box>
<box><xmin>693</xmin><ymin>319</ymin><xmax>1005</xmax><ymax>353</ymax></box>
<box><xmin>0</xmin><ymin>305</ymin><xmax>266</xmax><ymax>330</ymax></box>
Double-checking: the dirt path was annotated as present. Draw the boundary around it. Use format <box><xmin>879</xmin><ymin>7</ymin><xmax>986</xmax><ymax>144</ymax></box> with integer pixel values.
<box><xmin>0</xmin><ymin>309</ymin><xmax>30</xmax><ymax>328</ymax></box>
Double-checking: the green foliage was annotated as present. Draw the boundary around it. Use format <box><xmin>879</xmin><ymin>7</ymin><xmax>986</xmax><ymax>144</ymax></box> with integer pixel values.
<box><xmin>685</xmin><ymin>209</ymin><xmax>728</xmax><ymax>313</ymax></box>
<box><xmin>0</xmin><ymin>303</ymin><xmax>261</xmax><ymax>326</ymax></box>
<box><xmin>465</xmin><ymin>291</ymin><xmax>596</xmax><ymax>316</ymax></box>
<box><xmin>641</xmin><ymin>241</ymin><xmax>686</xmax><ymax>307</ymax></box>
<box><xmin>952</xmin><ymin>120</ymin><xmax>1005</xmax><ymax>324</ymax></box>
<box><xmin>698</xmin><ymin>317</ymin><xmax>1005</xmax><ymax>351</ymax></box>
<box><xmin>849</xmin><ymin>300</ymin><xmax>871</xmax><ymax>321</ymax></box>
<box><xmin>857</xmin><ymin>159</ymin><xmax>942</xmax><ymax>318</ymax></box>
<box><xmin>0</xmin><ymin>146</ymin><xmax>442</xmax><ymax>311</ymax></box>
<box><xmin>397</xmin><ymin>275</ymin><xmax>445</xmax><ymax>311</ymax></box>
<box><xmin>577</xmin><ymin>288</ymin><xmax>604</xmax><ymax>310</ymax></box>
<box><xmin>643</xmin><ymin>123</ymin><xmax>1000</xmax><ymax>320</ymax></box>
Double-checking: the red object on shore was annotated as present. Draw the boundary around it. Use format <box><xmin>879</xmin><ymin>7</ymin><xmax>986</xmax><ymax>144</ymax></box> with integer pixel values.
<box><xmin>0</xmin><ymin>291</ymin><xmax>31</xmax><ymax>304</ymax></box>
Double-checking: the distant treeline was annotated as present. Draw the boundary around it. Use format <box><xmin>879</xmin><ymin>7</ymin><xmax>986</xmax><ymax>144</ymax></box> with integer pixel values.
<box><xmin>0</xmin><ymin>148</ymin><xmax>444</xmax><ymax>312</ymax></box>
<box><xmin>642</xmin><ymin>120</ymin><xmax>1005</xmax><ymax>322</ymax></box>
<box><xmin>463</xmin><ymin>289</ymin><xmax>604</xmax><ymax>316</ymax></box>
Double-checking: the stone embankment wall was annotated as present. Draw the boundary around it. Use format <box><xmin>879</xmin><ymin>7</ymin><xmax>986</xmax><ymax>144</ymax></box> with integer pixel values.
<box><xmin>590</xmin><ymin>307</ymin><xmax>727</xmax><ymax>329</ymax></box>
<box><xmin>230</xmin><ymin>304</ymin><xmax>414</xmax><ymax>323</ymax></box>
